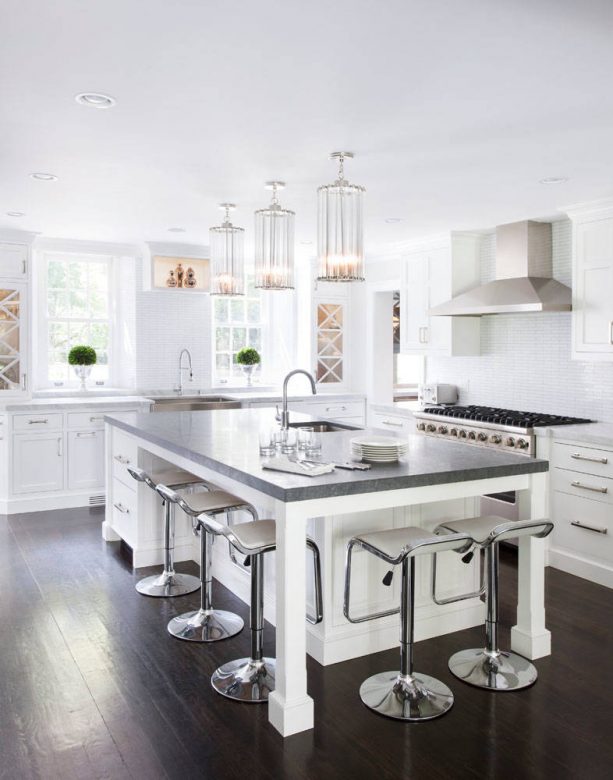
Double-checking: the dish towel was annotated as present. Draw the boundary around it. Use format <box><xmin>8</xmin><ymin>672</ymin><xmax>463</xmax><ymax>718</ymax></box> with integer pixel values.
<box><xmin>261</xmin><ymin>456</ymin><xmax>335</xmax><ymax>477</ymax></box>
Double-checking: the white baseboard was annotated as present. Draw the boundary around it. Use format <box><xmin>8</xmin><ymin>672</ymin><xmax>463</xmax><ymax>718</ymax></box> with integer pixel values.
<box><xmin>1</xmin><ymin>491</ymin><xmax>105</xmax><ymax>515</ymax></box>
<box><xmin>548</xmin><ymin>547</ymin><xmax>613</xmax><ymax>589</ymax></box>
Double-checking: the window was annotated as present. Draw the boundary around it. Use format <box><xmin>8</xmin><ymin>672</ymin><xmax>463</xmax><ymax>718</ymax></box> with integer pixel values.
<box><xmin>393</xmin><ymin>291</ymin><xmax>424</xmax><ymax>391</ymax></box>
<box><xmin>213</xmin><ymin>274</ymin><xmax>264</xmax><ymax>383</ymax></box>
<box><xmin>40</xmin><ymin>253</ymin><xmax>113</xmax><ymax>386</ymax></box>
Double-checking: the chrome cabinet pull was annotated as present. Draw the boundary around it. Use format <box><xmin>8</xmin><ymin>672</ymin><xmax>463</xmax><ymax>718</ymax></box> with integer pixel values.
<box><xmin>89</xmin><ymin>416</ymin><xmax>104</xmax><ymax>422</ymax></box>
<box><xmin>22</xmin><ymin>259</ymin><xmax>27</xmax><ymax>275</ymax></box>
<box><xmin>382</xmin><ymin>419</ymin><xmax>403</xmax><ymax>427</ymax></box>
<box><xmin>21</xmin><ymin>373</ymin><xmax>27</xmax><ymax>391</ymax></box>
<box><xmin>609</xmin><ymin>320</ymin><xmax>613</xmax><ymax>345</ymax></box>
<box><xmin>114</xmin><ymin>454</ymin><xmax>130</xmax><ymax>464</ymax></box>
<box><xmin>571</xmin><ymin>480</ymin><xmax>608</xmax><ymax>494</ymax></box>
<box><xmin>325</xmin><ymin>405</ymin><xmax>347</xmax><ymax>412</ymax></box>
<box><xmin>57</xmin><ymin>437</ymin><xmax>63</xmax><ymax>457</ymax></box>
<box><xmin>76</xmin><ymin>431</ymin><xmax>97</xmax><ymax>438</ymax></box>
<box><xmin>113</xmin><ymin>502</ymin><xmax>130</xmax><ymax>514</ymax></box>
<box><xmin>28</xmin><ymin>418</ymin><xmax>48</xmax><ymax>425</ymax></box>
<box><xmin>571</xmin><ymin>452</ymin><xmax>608</xmax><ymax>464</ymax></box>
<box><xmin>571</xmin><ymin>520</ymin><xmax>608</xmax><ymax>535</ymax></box>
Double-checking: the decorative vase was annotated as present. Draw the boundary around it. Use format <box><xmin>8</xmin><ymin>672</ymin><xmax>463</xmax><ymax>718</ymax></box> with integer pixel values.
<box><xmin>74</xmin><ymin>365</ymin><xmax>92</xmax><ymax>391</ymax></box>
<box><xmin>241</xmin><ymin>364</ymin><xmax>257</xmax><ymax>387</ymax></box>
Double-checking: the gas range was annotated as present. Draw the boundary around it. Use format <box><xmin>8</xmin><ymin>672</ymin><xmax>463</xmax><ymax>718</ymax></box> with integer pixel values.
<box><xmin>414</xmin><ymin>405</ymin><xmax>592</xmax><ymax>457</ymax></box>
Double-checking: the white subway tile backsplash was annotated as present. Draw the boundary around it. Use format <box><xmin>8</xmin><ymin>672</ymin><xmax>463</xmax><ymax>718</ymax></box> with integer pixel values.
<box><xmin>426</xmin><ymin>220</ymin><xmax>613</xmax><ymax>422</ymax></box>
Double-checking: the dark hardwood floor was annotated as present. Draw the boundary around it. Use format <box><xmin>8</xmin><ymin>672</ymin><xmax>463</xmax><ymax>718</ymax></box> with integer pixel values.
<box><xmin>1</xmin><ymin>508</ymin><xmax>611</xmax><ymax>780</ymax></box>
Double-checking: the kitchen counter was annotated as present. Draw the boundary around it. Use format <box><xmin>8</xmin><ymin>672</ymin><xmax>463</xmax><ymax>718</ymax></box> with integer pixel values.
<box><xmin>0</xmin><ymin>395</ymin><xmax>152</xmax><ymax>412</ymax></box>
<box><xmin>104</xmin><ymin>406</ymin><xmax>551</xmax><ymax>738</ymax></box>
<box><xmin>535</xmin><ymin>422</ymin><xmax>613</xmax><ymax>448</ymax></box>
<box><xmin>106</xmin><ymin>408</ymin><xmax>547</xmax><ymax>502</ymax></box>
<box><xmin>370</xmin><ymin>401</ymin><xmax>421</xmax><ymax>418</ymax></box>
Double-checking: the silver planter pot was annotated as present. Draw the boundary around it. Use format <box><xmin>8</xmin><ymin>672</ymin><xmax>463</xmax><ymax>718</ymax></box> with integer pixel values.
<box><xmin>240</xmin><ymin>364</ymin><xmax>258</xmax><ymax>387</ymax></box>
<box><xmin>73</xmin><ymin>365</ymin><xmax>93</xmax><ymax>391</ymax></box>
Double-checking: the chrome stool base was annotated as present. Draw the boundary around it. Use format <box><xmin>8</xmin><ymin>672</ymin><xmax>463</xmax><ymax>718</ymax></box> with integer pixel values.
<box><xmin>448</xmin><ymin>648</ymin><xmax>537</xmax><ymax>691</ymax></box>
<box><xmin>135</xmin><ymin>571</ymin><xmax>200</xmax><ymax>598</ymax></box>
<box><xmin>359</xmin><ymin>671</ymin><xmax>454</xmax><ymax>721</ymax></box>
<box><xmin>211</xmin><ymin>657</ymin><xmax>276</xmax><ymax>703</ymax></box>
<box><xmin>167</xmin><ymin>608</ymin><xmax>244</xmax><ymax>642</ymax></box>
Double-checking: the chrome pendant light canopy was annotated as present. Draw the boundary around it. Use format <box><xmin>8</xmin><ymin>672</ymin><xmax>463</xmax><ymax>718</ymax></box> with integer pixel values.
<box><xmin>254</xmin><ymin>181</ymin><xmax>295</xmax><ymax>290</ymax></box>
<box><xmin>317</xmin><ymin>151</ymin><xmax>365</xmax><ymax>282</ymax></box>
<box><xmin>210</xmin><ymin>203</ymin><xmax>245</xmax><ymax>296</ymax></box>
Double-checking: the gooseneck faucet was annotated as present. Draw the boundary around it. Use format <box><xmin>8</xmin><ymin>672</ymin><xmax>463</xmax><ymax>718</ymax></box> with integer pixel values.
<box><xmin>278</xmin><ymin>369</ymin><xmax>317</xmax><ymax>429</ymax></box>
<box><xmin>178</xmin><ymin>348</ymin><xmax>193</xmax><ymax>395</ymax></box>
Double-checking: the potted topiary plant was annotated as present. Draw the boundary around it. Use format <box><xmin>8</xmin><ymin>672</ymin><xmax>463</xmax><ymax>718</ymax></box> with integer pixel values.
<box><xmin>68</xmin><ymin>345</ymin><xmax>97</xmax><ymax>391</ymax></box>
<box><xmin>236</xmin><ymin>347</ymin><xmax>260</xmax><ymax>387</ymax></box>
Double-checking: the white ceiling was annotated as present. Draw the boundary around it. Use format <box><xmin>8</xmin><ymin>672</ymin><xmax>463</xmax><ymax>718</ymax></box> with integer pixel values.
<box><xmin>1</xmin><ymin>0</ymin><xmax>613</xmax><ymax>254</ymax></box>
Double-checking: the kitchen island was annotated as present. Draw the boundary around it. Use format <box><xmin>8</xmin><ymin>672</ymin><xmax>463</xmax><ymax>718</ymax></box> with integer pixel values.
<box><xmin>104</xmin><ymin>407</ymin><xmax>549</xmax><ymax>737</ymax></box>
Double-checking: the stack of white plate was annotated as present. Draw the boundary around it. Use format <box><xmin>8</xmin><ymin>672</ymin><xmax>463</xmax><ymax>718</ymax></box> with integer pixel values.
<box><xmin>350</xmin><ymin>435</ymin><xmax>409</xmax><ymax>463</ymax></box>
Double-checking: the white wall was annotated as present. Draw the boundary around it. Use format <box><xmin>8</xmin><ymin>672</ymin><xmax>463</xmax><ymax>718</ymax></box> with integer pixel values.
<box><xmin>426</xmin><ymin>220</ymin><xmax>613</xmax><ymax>421</ymax></box>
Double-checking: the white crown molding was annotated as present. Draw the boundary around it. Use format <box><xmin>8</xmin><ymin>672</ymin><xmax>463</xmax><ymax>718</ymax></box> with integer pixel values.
<box><xmin>365</xmin><ymin>229</ymin><xmax>489</xmax><ymax>264</ymax></box>
<box><xmin>34</xmin><ymin>236</ymin><xmax>142</xmax><ymax>257</ymax></box>
<box><xmin>562</xmin><ymin>197</ymin><xmax>613</xmax><ymax>221</ymax></box>
<box><xmin>0</xmin><ymin>228</ymin><xmax>39</xmax><ymax>246</ymax></box>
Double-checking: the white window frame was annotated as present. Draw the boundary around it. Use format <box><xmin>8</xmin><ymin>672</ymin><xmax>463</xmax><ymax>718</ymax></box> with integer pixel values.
<box><xmin>211</xmin><ymin>273</ymin><xmax>268</xmax><ymax>386</ymax></box>
<box><xmin>35</xmin><ymin>251</ymin><xmax>118</xmax><ymax>389</ymax></box>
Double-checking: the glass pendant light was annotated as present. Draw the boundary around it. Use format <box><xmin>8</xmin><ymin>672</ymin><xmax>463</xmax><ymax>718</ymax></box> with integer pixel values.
<box><xmin>254</xmin><ymin>181</ymin><xmax>295</xmax><ymax>290</ymax></box>
<box><xmin>317</xmin><ymin>151</ymin><xmax>365</xmax><ymax>282</ymax></box>
<box><xmin>209</xmin><ymin>203</ymin><xmax>245</xmax><ymax>296</ymax></box>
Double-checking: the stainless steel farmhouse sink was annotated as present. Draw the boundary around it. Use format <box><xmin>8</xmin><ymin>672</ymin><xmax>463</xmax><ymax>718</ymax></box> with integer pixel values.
<box><xmin>287</xmin><ymin>420</ymin><xmax>361</xmax><ymax>433</ymax></box>
<box><xmin>149</xmin><ymin>396</ymin><xmax>242</xmax><ymax>412</ymax></box>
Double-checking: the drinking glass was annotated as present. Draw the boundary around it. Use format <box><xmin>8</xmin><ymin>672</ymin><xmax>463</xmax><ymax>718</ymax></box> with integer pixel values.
<box><xmin>280</xmin><ymin>428</ymin><xmax>298</xmax><ymax>454</ymax></box>
<box><xmin>305</xmin><ymin>430</ymin><xmax>322</xmax><ymax>455</ymax></box>
<box><xmin>259</xmin><ymin>428</ymin><xmax>275</xmax><ymax>456</ymax></box>
<box><xmin>297</xmin><ymin>426</ymin><xmax>315</xmax><ymax>450</ymax></box>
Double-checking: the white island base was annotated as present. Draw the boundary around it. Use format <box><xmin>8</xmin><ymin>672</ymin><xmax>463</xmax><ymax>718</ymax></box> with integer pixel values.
<box><xmin>104</xmin><ymin>420</ymin><xmax>550</xmax><ymax>737</ymax></box>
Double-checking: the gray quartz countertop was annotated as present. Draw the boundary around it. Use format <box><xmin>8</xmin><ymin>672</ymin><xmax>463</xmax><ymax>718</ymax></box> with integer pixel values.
<box><xmin>370</xmin><ymin>402</ymin><xmax>420</xmax><ymax>418</ymax></box>
<box><xmin>105</xmin><ymin>407</ymin><xmax>548</xmax><ymax>502</ymax></box>
<box><xmin>535</xmin><ymin>422</ymin><xmax>613</xmax><ymax>448</ymax></box>
<box><xmin>1</xmin><ymin>395</ymin><xmax>152</xmax><ymax>412</ymax></box>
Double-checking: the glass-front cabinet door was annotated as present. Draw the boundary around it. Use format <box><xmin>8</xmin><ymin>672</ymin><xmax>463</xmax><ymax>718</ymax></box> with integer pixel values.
<box><xmin>0</xmin><ymin>284</ymin><xmax>27</xmax><ymax>394</ymax></box>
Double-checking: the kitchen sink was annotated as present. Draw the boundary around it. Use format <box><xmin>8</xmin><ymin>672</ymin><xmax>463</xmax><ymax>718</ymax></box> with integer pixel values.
<box><xmin>150</xmin><ymin>396</ymin><xmax>242</xmax><ymax>412</ymax></box>
<box><xmin>288</xmin><ymin>420</ymin><xmax>360</xmax><ymax>433</ymax></box>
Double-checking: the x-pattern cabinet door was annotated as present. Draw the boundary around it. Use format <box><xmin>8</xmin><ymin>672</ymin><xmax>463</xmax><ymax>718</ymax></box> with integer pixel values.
<box><xmin>0</xmin><ymin>283</ymin><xmax>27</xmax><ymax>396</ymax></box>
<box><xmin>315</xmin><ymin>300</ymin><xmax>346</xmax><ymax>386</ymax></box>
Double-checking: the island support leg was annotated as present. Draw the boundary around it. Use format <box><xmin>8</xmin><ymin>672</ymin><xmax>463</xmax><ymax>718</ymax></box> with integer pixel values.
<box><xmin>511</xmin><ymin>471</ymin><xmax>551</xmax><ymax>659</ymax></box>
<box><xmin>268</xmin><ymin>501</ymin><xmax>314</xmax><ymax>737</ymax></box>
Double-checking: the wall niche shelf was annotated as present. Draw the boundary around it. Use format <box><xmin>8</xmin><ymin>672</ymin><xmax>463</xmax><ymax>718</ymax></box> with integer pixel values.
<box><xmin>143</xmin><ymin>242</ymin><xmax>210</xmax><ymax>293</ymax></box>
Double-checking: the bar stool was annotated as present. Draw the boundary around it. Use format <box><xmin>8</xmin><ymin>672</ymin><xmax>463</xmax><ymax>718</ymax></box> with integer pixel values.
<box><xmin>127</xmin><ymin>466</ymin><xmax>212</xmax><ymax>597</ymax></box>
<box><xmin>343</xmin><ymin>526</ymin><xmax>472</xmax><ymax>721</ymax></box>
<box><xmin>434</xmin><ymin>515</ymin><xmax>553</xmax><ymax>691</ymax></box>
<box><xmin>155</xmin><ymin>485</ymin><xmax>259</xmax><ymax>642</ymax></box>
<box><xmin>189</xmin><ymin>512</ymin><xmax>323</xmax><ymax>703</ymax></box>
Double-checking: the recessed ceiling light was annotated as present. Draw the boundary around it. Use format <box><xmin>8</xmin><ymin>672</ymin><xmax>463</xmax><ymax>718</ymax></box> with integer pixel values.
<box><xmin>168</xmin><ymin>227</ymin><xmax>186</xmax><ymax>233</ymax></box>
<box><xmin>75</xmin><ymin>92</ymin><xmax>116</xmax><ymax>108</ymax></box>
<box><xmin>6</xmin><ymin>211</ymin><xmax>25</xmax><ymax>217</ymax></box>
<box><xmin>539</xmin><ymin>176</ymin><xmax>569</xmax><ymax>185</ymax></box>
<box><xmin>385</xmin><ymin>218</ymin><xmax>403</xmax><ymax>224</ymax></box>
<box><xmin>299</xmin><ymin>240</ymin><xmax>313</xmax><ymax>245</ymax></box>
<box><xmin>30</xmin><ymin>172</ymin><xmax>58</xmax><ymax>181</ymax></box>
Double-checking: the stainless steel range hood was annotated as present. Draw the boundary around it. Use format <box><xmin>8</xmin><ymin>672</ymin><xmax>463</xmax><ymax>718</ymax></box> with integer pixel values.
<box><xmin>429</xmin><ymin>220</ymin><xmax>572</xmax><ymax>316</ymax></box>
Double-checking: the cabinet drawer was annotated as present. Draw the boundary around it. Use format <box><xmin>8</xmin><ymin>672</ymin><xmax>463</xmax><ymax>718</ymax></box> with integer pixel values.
<box><xmin>552</xmin><ymin>468</ymin><xmax>613</xmax><ymax>504</ymax></box>
<box><xmin>551</xmin><ymin>490</ymin><xmax>613</xmax><ymax>564</ymax></box>
<box><xmin>371</xmin><ymin>412</ymin><xmax>412</xmax><ymax>433</ymax></box>
<box><xmin>110</xmin><ymin>478</ymin><xmax>136</xmax><ymax>547</ymax></box>
<box><xmin>67</xmin><ymin>411</ymin><xmax>107</xmax><ymax>430</ymax></box>
<box><xmin>552</xmin><ymin>442</ymin><xmax>613</xmax><ymax>480</ymax></box>
<box><xmin>13</xmin><ymin>412</ymin><xmax>63</xmax><ymax>432</ymax></box>
<box><xmin>290</xmin><ymin>400</ymin><xmax>365</xmax><ymax>421</ymax></box>
<box><xmin>112</xmin><ymin>429</ymin><xmax>138</xmax><ymax>487</ymax></box>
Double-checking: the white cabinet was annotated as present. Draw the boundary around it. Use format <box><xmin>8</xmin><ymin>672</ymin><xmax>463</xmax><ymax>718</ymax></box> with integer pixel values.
<box><xmin>566</xmin><ymin>204</ymin><xmax>613</xmax><ymax>360</ymax></box>
<box><xmin>549</xmin><ymin>439</ymin><xmax>613</xmax><ymax>588</ymax></box>
<box><xmin>68</xmin><ymin>430</ymin><xmax>105</xmax><ymax>490</ymax></box>
<box><xmin>0</xmin><ymin>242</ymin><xmax>28</xmax><ymax>280</ymax></box>
<box><xmin>287</xmin><ymin>397</ymin><xmax>366</xmax><ymax>426</ymax></box>
<box><xmin>400</xmin><ymin>233</ymin><xmax>481</xmax><ymax>356</ymax></box>
<box><xmin>12</xmin><ymin>432</ymin><xmax>64</xmax><ymax>494</ymax></box>
<box><xmin>312</xmin><ymin>282</ymin><xmax>351</xmax><ymax>390</ymax></box>
<box><xmin>370</xmin><ymin>410</ymin><xmax>413</xmax><ymax>434</ymax></box>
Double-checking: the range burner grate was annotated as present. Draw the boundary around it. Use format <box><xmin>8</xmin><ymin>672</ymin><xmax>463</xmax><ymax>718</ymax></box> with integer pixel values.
<box><xmin>423</xmin><ymin>405</ymin><xmax>592</xmax><ymax>428</ymax></box>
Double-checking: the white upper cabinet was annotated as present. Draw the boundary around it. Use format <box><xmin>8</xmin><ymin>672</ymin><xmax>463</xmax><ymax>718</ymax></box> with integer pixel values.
<box><xmin>0</xmin><ymin>283</ymin><xmax>28</xmax><ymax>395</ymax></box>
<box><xmin>0</xmin><ymin>242</ymin><xmax>28</xmax><ymax>280</ymax></box>
<box><xmin>566</xmin><ymin>201</ymin><xmax>613</xmax><ymax>361</ymax></box>
<box><xmin>400</xmin><ymin>233</ymin><xmax>481</xmax><ymax>356</ymax></box>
